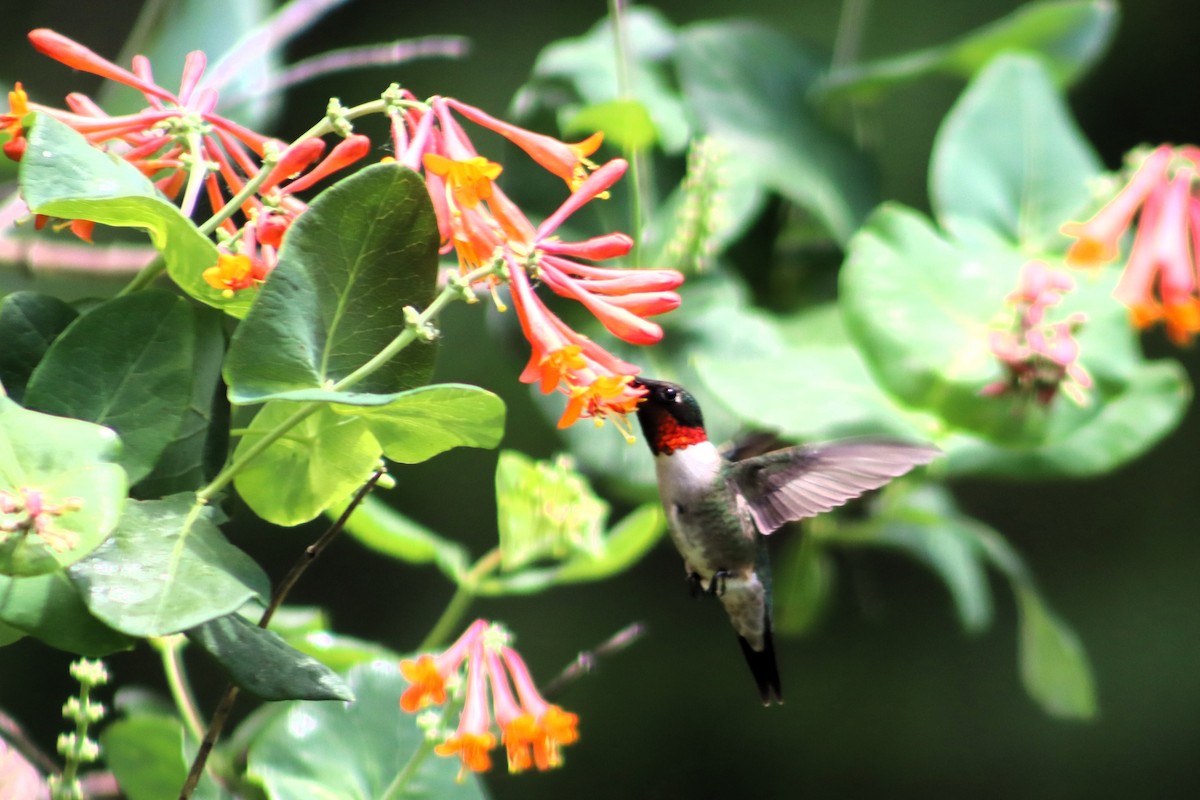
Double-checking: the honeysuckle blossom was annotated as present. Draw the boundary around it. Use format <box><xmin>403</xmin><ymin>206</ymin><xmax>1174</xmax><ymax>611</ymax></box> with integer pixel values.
<box><xmin>0</xmin><ymin>487</ymin><xmax>83</xmax><ymax>553</ymax></box>
<box><xmin>12</xmin><ymin>29</ymin><xmax>371</xmax><ymax>292</ymax></box>
<box><xmin>981</xmin><ymin>261</ymin><xmax>1093</xmax><ymax>406</ymax></box>
<box><xmin>399</xmin><ymin>619</ymin><xmax>580</xmax><ymax>778</ymax></box>
<box><xmin>386</xmin><ymin>93</ymin><xmax>683</xmax><ymax>432</ymax></box>
<box><xmin>15</xmin><ymin>30</ymin><xmax>683</xmax><ymax>430</ymax></box>
<box><xmin>1062</xmin><ymin>144</ymin><xmax>1200</xmax><ymax>344</ymax></box>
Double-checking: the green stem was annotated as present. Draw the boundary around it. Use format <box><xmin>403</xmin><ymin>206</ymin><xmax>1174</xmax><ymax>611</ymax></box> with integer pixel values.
<box><xmin>179</xmin><ymin>471</ymin><xmax>385</xmax><ymax>800</ymax></box>
<box><xmin>418</xmin><ymin>548</ymin><xmax>502</xmax><ymax>652</ymax></box>
<box><xmin>154</xmin><ymin>636</ymin><xmax>205</xmax><ymax>741</ymax></box>
<box><xmin>118</xmin><ymin>98</ymin><xmax>392</xmax><ymax>296</ymax></box>
<box><xmin>380</xmin><ymin>737</ymin><xmax>438</xmax><ymax>800</ymax></box>
<box><xmin>607</xmin><ymin>0</ymin><xmax>646</xmax><ymax>266</ymax></box>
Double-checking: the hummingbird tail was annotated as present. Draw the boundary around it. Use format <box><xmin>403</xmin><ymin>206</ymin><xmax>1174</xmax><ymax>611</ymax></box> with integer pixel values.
<box><xmin>737</xmin><ymin>617</ymin><xmax>782</xmax><ymax>706</ymax></box>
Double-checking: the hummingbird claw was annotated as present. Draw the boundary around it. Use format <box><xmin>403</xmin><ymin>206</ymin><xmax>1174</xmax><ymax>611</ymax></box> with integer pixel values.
<box><xmin>708</xmin><ymin>570</ymin><xmax>730</xmax><ymax>597</ymax></box>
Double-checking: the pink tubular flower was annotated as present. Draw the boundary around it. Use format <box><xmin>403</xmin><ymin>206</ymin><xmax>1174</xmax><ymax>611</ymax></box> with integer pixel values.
<box><xmin>386</xmin><ymin>95</ymin><xmax>684</xmax><ymax>433</ymax></box>
<box><xmin>981</xmin><ymin>261</ymin><xmax>1093</xmax><ymax>406</ymax></box>
<box><xmin>399</xmin><ymin>620</ymin><xmax>580</xmax><ymax>777</ymax></box>
<box><xmin>18</xmin><ymin>30</ymin><xmax>371</xmax><ymax>293</ymax></box>
<box><xmin>1062</xmin><ymin>144</ymin><xmax>1200</xmax><ymax>344</ymax></box>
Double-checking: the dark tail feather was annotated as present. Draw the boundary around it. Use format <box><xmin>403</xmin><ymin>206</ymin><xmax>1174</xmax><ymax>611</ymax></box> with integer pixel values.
<box><xmin>737</xmin><ymin>618</ymin><xmax>782</xmax><ymax>706</ymax></box>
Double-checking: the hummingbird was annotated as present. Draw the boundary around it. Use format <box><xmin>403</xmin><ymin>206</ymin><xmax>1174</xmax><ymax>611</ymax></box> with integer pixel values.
<box><xmin>631</xmin><ymin>377</ymin><xmax>939</xmax><ymax>705</ymax></box>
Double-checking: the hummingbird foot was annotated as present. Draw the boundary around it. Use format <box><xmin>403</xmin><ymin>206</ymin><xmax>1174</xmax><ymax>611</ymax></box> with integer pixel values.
<box><xmin>685</xmin><ymin>570</ymin><xmax>731</xmax><ymax>598</ymax></box>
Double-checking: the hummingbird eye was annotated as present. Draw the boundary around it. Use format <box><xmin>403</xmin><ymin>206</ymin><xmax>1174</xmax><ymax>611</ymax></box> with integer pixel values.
<box><xmin>662</xmin><ymin>387</ymin><xmax>678</xmax><ymax>401</ymax></box>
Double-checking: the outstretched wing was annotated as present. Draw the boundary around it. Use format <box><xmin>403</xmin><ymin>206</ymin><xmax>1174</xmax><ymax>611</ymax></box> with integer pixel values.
<box><xmin>729</xmin><ymin>439</ymin><xmax>939</xmax><ymax>534</ymax></box>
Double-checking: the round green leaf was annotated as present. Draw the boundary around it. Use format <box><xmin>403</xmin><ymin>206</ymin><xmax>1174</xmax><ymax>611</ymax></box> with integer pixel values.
<box><xmin>68</xmin><ymin>494</ymin><xmax>270</xmax><ymax>636</ymax></box>
<box><xmin>337</xmin><ymin>384</ymin><xmax>506</xmax><ymax>464</ymax></box>
<box><xmin>675</xmin><ymin>20</ymin><xmax>876</xmax><ymax>244</ymax></box>
<box><xmin>224</xmin><ymin>163</ymin><xmax>439</xmax><ymax>404</ymax></box>
<box><xmin>24</xmin><ymin>291</ymin><xmax>195</xmax><ymax>484</ymax></box>
<box><xmin>100</xmin><ymin>716</ymin><xmax>192</xmax><ymax>800</ymax></box>
<box><xmin>930</xmin><ymin>53</ymin><xmax>1102</xmax><ymax>249</ymax></box>
<box><xmin>233</xmin><ymin>401</ymin><xmax>381</xmax><ymax>526</ymax></box>
<box><xmin>19</xmin><ymin>113</ymin><xmax>232</xmax><ymax>315</ymax></box>
<box><xmin>0</xmin><ymin>571</ymin><xmax>133</xmax><ymax>656</ymax></box>
<box><xmin>1015</xmin><ymin>586</ymin><xmax>1097</xmax><ymax>719</ymax></box>
<box><xmin>943</xmin><ymin>360</ymin><xmax>1190</xmax><ymax>478</ymax></box>
<box><xmin>817</xmin><ymin>1</ymin><xmax>1118</xmax><ymax>101</ymax></box>
<box><xmin>246</xmin><ymin>661</ymin><xmax>487</xmax><ymax>800</ymax></box>
<box><xmin>0</xmin><ymin>291</ymin><xmax>78</xmax><ymax>403</ymax></box>
<box><xmin>840</xmin><ymin>203</ymin><xmax>1148</xmax><ymax>448</ymax></box>
<box><xmin>0</xmin><ymin>397</ymin><xmax>127</xmax><ymax>575</ymax></box>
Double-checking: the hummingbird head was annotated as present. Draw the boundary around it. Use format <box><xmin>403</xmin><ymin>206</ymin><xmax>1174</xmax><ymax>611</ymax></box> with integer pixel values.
<box><xmin>631</xmin><ymin>378</ymin><xmax>708</xmax><ymax>455</ymax></box>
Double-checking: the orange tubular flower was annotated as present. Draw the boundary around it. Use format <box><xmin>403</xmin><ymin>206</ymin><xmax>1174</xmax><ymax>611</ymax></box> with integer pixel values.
<box><xmin>501</xmin><ymin>647</ymin><xmax>579</xmax><ymax>770</ymax></box>
<box><xmin>446</xmin><ymin>97</ymin><xmax>603</xmax><ymax>191</ymax></box>
<box><xmin>385</xmin><ymin>94</ymin><xmax>683</xmax><ymax>431</ymax></box>
<box><xmin>2</xmin><ymin>82</ymin><xmax>30</xmax><ymax>161</ymax></box>
<box><xmin>398</xmin><ymin>619</ymin><xmax>488</xmax><ymax>713</ymax></box>
<box><xmin>433</xmin><ymin>639</ymin><xmax>497</xmax><ymax>780</ymax></box>
<box><xmin>1062</xmin><ymin>145</ymin><xmax>1172</xmax><ymax>267</ymax></box>
<box><xmin>1062</xmin><ymin>144</ymin><xmax>1200</xmax><ymax>344</ymax></box>
<box><xmin>400</xmin><ymin>620</ymin><xmax>580</xmax><ymax>777</ymax></box>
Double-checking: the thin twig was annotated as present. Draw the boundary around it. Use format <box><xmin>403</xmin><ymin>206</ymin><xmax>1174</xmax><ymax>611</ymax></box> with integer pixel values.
<box><xmin>177</xmin><ymin>468</ymin><xmax>386</xmax><ymax>799</ymax></box>
<box><xmin>541</xmin><ymin>622</ymin><xmax>646</xmax><ymax>697</ymax></box>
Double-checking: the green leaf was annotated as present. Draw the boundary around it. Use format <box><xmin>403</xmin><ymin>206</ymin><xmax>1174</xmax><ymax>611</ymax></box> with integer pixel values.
<box><xmin>334</xmin><ymin>384</ymin><xmax>506</xmax><ymax>464</ymax></box>
<box><xmin>0</xmin><ymin>397</ymin><xmax>127</xmax><ymax>576</ymax></box>
<box><xmin>68</xmin><ymin>494</ymin><xmax>270</xmax><ymax>636</ymax></box>
<box><xmin>930</xmin><ymin>53</ymin><xmax>1102</xmax><ymax>249</ymax></box>
<box><xmin>132</xmin><ymin>307</ymin><xmax>228</xmax><ymax>498</ymax></box>
<box><xmin>565</xmin><ymin>99</ymin><xmax>658</xmax><ymax>152</ymax></box>
<box><xmin>246</xmin><ymin>661</ymin><xmax>487</xmax><ymax>800</ymax></box>
<box><xmin>514</xmin><ymin>7</ymin><xmax>689</xmax><ymax>153</ymax></box>
<box><xmin>697</xmin><ymin>307</ymin><xmax>933</xmax><ymax>441</ymax></box>
<box><xmin>495</xmin><ymin>452</ymin><xmax>608</xmax><ymax>572</ymax></box>
<box><xmin>478</xmin><ymin>503</ymin><xmax>664</xmax><ymax>595</ymax></box>
<box><xmin>0</xmin><ymin>620</ymin><xmax>23</xmax><ymax>646</ymax></box>
<box><xmin>188</xmin><ymin>613</ymin><xmax>354</xmax><ymax>701</ymax></box>
<box><xmin>24</xmin><ymin>291</ymin><xmax>195</xmax><ymax>484</ymax></box>
<box><xmin>224</xmin><ymin>163</ymin><xmax>439</xmax><ymax>404</ymax></box>
<box><xmin>339</xmin><ymin>495</ymin><xmax>469</xmax><ymax>581</ymax></box>
<box><xmin>0</xmin><ymin>571</ymin><xmax>133</xmax><ymax>656</ymax></box>
<box><xmin>267</xmin><ymin>606</ymin><xmax>399</xmax><ymax>672</ymax></box>
<box><xmin>0</xmin><ymin>292</ymin><xmax>78</xmax><ymax>403</ymax></box>
<box><xmin>944</xmin><ymin>360</ymin><xmax>1190</xmax><ymax>478</ymax></box>
<box><xmin>840</xmin><ymin>203</ymin><xmax>1154</xmax><ymax>452</ymax></box>
<box><xmin>100</xmin><ymin>716</ymin><xmax>194</xmax><ymax>800</ymax></box>
<box><xmin>1015</xmin><ymin>586</ymin><xmax>1097</xmax><ymax>719</ymax></box>
<box><xmin>817</xmin><ymin>0</ymin><xmax>1118</xmax><ymax>101</ymax></box>
<box><xmin>233</xmin><ymin>402</ymin><xmax>381</xmax><ymax>526</ymax></box>
<box><xmin>19</xmin><ymin>114</ymin><xmax>231</xmax><ymax>315</ymax></box>
<box><xmin>674</xmin><ymin>20</ymin><xmax>876</xmax><ymax>244</ymax></box>
<box><xmin>773</xmin><ymin>534</ymin><xmax>835</xmax><ymax>637</ymax></box>
<box><xmin>831</xmin><ymin>485</ymin><xmax>994</xmax><ymax>633</ymax></box>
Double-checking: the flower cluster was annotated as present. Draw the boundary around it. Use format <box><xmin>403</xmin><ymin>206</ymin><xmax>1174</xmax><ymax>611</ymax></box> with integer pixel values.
<box><xmin>7</xmin><ymin>30</ymin><xmax>684</xmax><ymax>430</ymax></box>
<box><xmin>0</xmin><ymin>486</ymin><xmax>83</xmax><ymax>552</ymax></box>
<box><xmin>5</xmin><ymin>29</ymin><xmax>371</xmax><ymax>290</ymax></box>
<box><xmin>386</xmin><ymin>94</ymin><xmax>683</xmax><ymax>430</ymax></box>
<box><xmin>400</xmin><ymin>620</ymin><xmax>579</xmax><ymax>779</ymax></box>
<box><xmin>981</xmin><ymin>261</ymin><xmax>1093</xmax><ymax>406</ymax></box>
<box><xmin>1062</xmin><ymin>145</ymin><xmax>1200</xmax><ymax>344</ymax></box>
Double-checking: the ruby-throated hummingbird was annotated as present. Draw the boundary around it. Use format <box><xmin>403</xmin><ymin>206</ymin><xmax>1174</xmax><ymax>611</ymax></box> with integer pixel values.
<box><xmin>631</xmin><ymin>377</ymin><xmax>939</xmax><ymax>705</ymax></box>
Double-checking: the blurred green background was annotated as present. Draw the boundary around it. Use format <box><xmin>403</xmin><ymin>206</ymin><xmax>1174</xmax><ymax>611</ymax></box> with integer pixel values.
<box><xmin>2</xmin><ymin>1</ymin><xmax>1199</xmax><ymax>797</ymax></box>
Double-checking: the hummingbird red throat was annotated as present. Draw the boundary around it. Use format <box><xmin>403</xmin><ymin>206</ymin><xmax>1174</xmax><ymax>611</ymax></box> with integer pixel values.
<box><xmin>630</xmin><ymin>377</ymin><xmax>939</xmax><ymax>706</ymax></box>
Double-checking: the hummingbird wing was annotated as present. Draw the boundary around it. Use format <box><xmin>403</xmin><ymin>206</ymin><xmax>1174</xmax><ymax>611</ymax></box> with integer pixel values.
<box><xmin>728</xmin><ymin>439</ymin><xmax>939</xmax><ymax>534</ymax></box>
